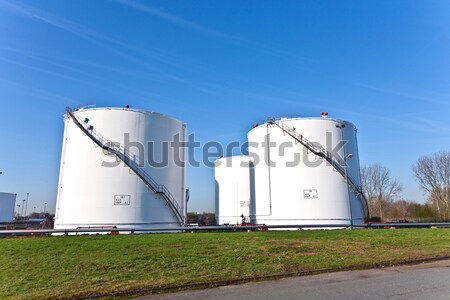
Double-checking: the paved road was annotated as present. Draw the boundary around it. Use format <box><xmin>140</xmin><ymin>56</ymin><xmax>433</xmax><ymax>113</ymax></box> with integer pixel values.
<box><xmin>135</xmin><ymin>260</ymin><xmax>450</xmax><ymax>300</ymax></box>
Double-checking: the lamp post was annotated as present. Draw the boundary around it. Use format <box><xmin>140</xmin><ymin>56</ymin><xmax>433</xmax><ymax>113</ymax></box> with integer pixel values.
<box><xmin>44</xmin><ymin>202</ymin><xmax>47</xmax><ymax>218</ymax></box>
<box><xmin>24</xmin><ymin>193</ymin><xmax>29</xmax><ymax>219</ymax></box>
<box><xmin>21</xmin><ymin>199</ymin><xmax>25</xmax><ymax>220</ymax></box>
<box><xmin>345</xmin><ymin>153</ymin><xmax>353</xmax><ymax>229</ymax></box>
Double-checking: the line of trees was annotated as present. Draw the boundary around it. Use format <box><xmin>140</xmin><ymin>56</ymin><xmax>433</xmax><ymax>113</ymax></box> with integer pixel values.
<box><xmin>187</xmin><ymin>212</ymin><xmax>216</xmax><ymax>225</ymax></box>
<box><xmin>412</xmin><ymin>151</ymin><xmax>450</xmax><ymax>220</ymax></box>
<box><xmin>361</xmin><ymin>150</ymin><xmax>450</xmax><ymax>221</ymax></box>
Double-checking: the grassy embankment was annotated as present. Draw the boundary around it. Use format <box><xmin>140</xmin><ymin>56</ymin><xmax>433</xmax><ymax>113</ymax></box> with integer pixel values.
<box><xmin>1</xmin><ymin>229</ymin><xmax>450</xmax><ymax>299</ymax></box>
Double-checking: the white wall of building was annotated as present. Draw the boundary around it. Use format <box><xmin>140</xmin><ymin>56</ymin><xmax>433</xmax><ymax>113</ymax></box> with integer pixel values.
<box><xmin>0</xmin><ymin>192</ymin><xmax>16</xmax><ymax>222</ymax></box>
<box><xmin>215</xmin><ymin>156</ymin><xmax>253</xmax><ymax>225</ymax></box>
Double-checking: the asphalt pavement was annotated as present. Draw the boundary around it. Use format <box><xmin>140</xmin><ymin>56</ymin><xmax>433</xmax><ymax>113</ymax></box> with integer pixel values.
<box><xmin>134</xmin><ymin>259</ymin><xmax>450</xmax><ymax>300</ymax></box>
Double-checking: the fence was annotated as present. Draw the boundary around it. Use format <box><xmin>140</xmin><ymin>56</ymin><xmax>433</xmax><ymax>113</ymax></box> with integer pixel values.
<box><xmin>1</xmin><ymin>222</ymin><xmax>450</xmax><ymax>236</ymax></box>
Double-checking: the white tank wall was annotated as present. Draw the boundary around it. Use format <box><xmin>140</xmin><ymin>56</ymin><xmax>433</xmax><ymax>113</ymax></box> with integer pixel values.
<box><xmin>0</xmin><ymin>192</ymin><xmax>16</xmax><ymax>222</ymax></box>
<box><xmin>54</xmin><ymin>107</ymin><xmax>187</xmax><ymax>230</ymax></box>
<box><xmin>248</xmin><ymin>117</ymin><xmax>364</xmax><ymax>227</ymax></box>
<box><xmin>215</xmin><ymin>156</ymin><xmax>253</xmax><ymax>225</ymax></box>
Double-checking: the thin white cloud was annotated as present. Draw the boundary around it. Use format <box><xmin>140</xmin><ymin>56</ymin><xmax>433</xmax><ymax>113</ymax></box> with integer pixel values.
<box><xmin>0</xmin><ymin>48</ymin><xmax>170</xmax><ymax>101</ymax></box>
<box><xmin>111</xmin><ymin>0</ymin><xmax>313</xmax><ymax>61</ymax></box>
<box><xmin>0</xmin><ymin>0</ymin><xmax>125</xmax><ymax>47</ymax></box>
<box><xmin>0</xmin><ymin>56</ymin><xmax>79</xmax><ymax>81</ymax></box>
<box><xmin>354</xmin><ymin>82</ymin><xmax>449</xmax><ymax>106</ymax></box>
<box><xmin>0</xmin><ymin>76</ymin><xmax>72</xmax><ymax>104</ymax></box>
<box><xmin>0</xmin><ymin>0</ymin><xmax>319</xmax><ymax>103</ymax></box>
<box><xmin>112</xmin><ymin>0</ymin><xmax>231</xmax><ymax>40</ymax></box>
<box><xmin>0</xmin><ymin>1</ymin><xmax>211</xmax><ymax>93</ymax></box>
<box><xmin>0</xmin><ymin>0</ymin><xmax>195</xmax><ymax>69</ymax></box>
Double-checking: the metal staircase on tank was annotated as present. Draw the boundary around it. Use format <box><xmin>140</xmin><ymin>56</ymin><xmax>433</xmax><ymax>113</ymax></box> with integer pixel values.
<box><xmin>267</xmin><ymin>117</ymin><xmax>369</xmax><ymax>219</ymax></box>
<box><xmin>65</xmin><ymin>107</ymin><xmax>185</xmax><ymax>225</ymax></box>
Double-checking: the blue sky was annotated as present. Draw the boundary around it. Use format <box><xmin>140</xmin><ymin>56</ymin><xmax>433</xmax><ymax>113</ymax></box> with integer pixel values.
<box><xmin>0</xmin><ymin>0</ymin><xmax>449</xmax><ymax>213</ymax></box>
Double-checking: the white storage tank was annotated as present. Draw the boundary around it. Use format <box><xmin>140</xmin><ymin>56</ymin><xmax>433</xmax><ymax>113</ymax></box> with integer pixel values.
<box><xmin>54</xmin><ymin>107</ymin><xmax>187</xmax><ymax>232</ymax></box>
<box><xmin>215</xmin><ymin>156</ymin><xmax>253</xmax><ymax>225</ymax></box>
<box><xmin>0</xmin><ymin>192</ymin><xmax>16</xmax><ymax>222</ymax></box>
<box><xmin>248</xmin><ymin>117</ymin><xmax>365</xmax><ymax>227</ymax></box>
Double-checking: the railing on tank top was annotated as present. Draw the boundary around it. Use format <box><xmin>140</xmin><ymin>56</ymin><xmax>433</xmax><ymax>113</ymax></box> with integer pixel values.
<box><xmin>65</xmin><ymin>106</ymin><xmax>185</xmax><ymax>224</ymax></box>
<box><xmin>267</xmin><ymin>117</ymin><xmax>368</xmax><ymax>217</ymax></box>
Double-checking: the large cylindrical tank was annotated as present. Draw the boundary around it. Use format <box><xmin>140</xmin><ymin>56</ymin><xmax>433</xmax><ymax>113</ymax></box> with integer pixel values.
<box><xmin>215</xmin><ymin>156</ymin><xmax>253</xmax><ymax>225</ymax></box>
<box><xmin>248</xmin><ymin>117</ymin><xmax>364</xmax><ymax>227</ymax></box>
<box><xmin>0</xmin><ymin>192</ymin><xmax>16</xmax><ymax>222</ymax></box>
<box><xmin>54</xmin><ymin>107</ymin><xmax>187</xmax><ymax>231</ymax></box>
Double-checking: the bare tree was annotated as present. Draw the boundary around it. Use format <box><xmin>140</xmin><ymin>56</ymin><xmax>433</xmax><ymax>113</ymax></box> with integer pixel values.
<box><xmin>390</xmin><ymin>199</ymin><xmax>415</xmax><ymax>219</ymax></box>
<box><xmin>412</xmin><ymin>151</ymin><xmax>450</xmax><ymax>220</ymax></box>
<box><xmin>361</xmin><ymin>163</ymin><xmax>403</xmax><ymax>219</ymax></box>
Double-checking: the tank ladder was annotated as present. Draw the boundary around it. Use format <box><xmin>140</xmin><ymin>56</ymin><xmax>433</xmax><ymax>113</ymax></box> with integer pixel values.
<box><xmin>267</xmin><ymin>117</ymin><xmax>369</xmax><ymax>219</ymax></box>
<box><xmin>65</xmin><ymin>107</ymin><xmax>185</xmax><ymax>225</ymax></box>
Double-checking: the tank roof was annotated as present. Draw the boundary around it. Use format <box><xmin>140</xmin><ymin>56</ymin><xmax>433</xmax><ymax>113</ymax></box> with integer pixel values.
<box><xmin>0</xmin><ymin>192</ymin><xmax>17</xmax><ymax>196</ymax></box>
<box><xmin>72</xmin><ymin>106</ymin><xmax>186</xmax><ymax>125</ymax></box>
<box><xmin>247</xmin><ymin>116</ymin><xmax>356</xmax><ymax>135</ymax></box>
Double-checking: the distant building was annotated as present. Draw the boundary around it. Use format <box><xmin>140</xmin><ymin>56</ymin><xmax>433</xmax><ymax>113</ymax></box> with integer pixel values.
<box><xmin>0</xmin><ymin>192</ymin><xmax>16</xmax><ymax>223</ymax></box>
